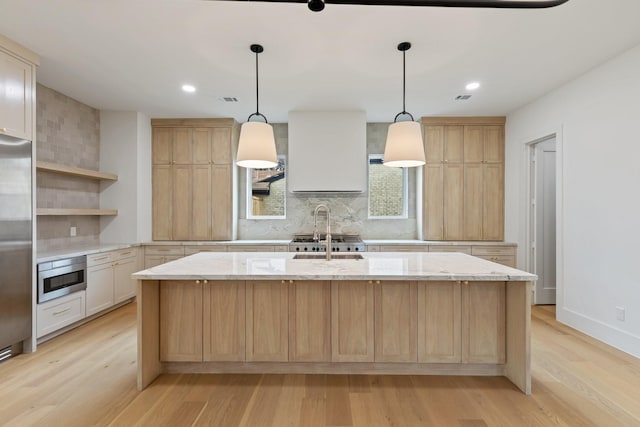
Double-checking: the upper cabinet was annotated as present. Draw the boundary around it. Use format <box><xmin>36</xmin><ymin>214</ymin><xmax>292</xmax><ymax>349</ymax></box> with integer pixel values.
<box><xmin>151</xmin><ymin>119</ymin><xmax>238</xmax><ymax>241</ymax></box>
<box><xmin>422</xmin><ymin>117</ymin><xmax>505</xmax><ymax>241</ymax></box>
<box><xmin>0</xmin><ymin>34</ymin><xmax>39</xmax><ymax>140</ymax></box>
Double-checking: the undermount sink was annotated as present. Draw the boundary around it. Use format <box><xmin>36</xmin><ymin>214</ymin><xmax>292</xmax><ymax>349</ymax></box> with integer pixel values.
<box><xmin>293</xmin><ymin>253</ymin><xmax>364</xmax><ymax>260</ymax></box>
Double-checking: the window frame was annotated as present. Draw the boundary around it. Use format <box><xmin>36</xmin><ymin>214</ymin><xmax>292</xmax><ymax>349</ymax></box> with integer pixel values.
<box><xmin>246</xmin><ymin>155</ymin><xmax>287</xmax><ymax>220</ymax></box>
<box><xmin>367</xmin><ymin>154</ymin><xmax>409</xmax><ymax>220</ymax></box>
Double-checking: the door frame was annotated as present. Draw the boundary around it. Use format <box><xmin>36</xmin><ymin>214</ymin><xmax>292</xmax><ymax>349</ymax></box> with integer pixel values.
<box><xmin>523</xmin><ymin>127</ymin><xmax>564</xmax><ymax>307</ymax></box>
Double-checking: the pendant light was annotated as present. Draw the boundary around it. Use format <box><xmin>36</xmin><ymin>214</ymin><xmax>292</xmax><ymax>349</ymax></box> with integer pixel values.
<box><xmin>383</xmin><ymin>42</ymin><xmax>425</xmax><ymax>168</ymax></box>
<box><xmin>237</xmin><ymin>44</ymin><xmax>278</xmax><ymax>169</ymax></box>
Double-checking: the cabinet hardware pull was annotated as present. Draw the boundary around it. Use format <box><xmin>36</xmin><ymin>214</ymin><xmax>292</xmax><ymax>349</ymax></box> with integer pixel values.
<box><xmin>93</xmin><ymin>256</ymin><xmax>109</xmax><ymax>261</ymax></box>
<box><xmin>368</xmin><ymin>280</ymin><xmax>373</xmax><ymax>284</ymax></box>
<box><xmin>53</xmin><ymin>308</ymin><xmax>71</xmax><ymax>316</ymax></box>
<box><xmin>289</xmin><ymin>280</ymin><xmax>294</xmax><ymax>284</ymax></box>
<box><xmin>196</xmin><ymin>280</ymin><xmax>200</xmax><ymax>284</ymax></box>
<box><xmin>281</xmin><ymin>280</ymin><xmax>285</xmax><ymax>284</ymax></box>
<box><xmin>375</xmin><ymin>280</ymin><xmax>380</xmax><ymax>284</ymax></box>
<box><xmin>457</xmin><ymin>280</ymin><xmax>461</xmax><ymax>284</ymax></box>
<box><xmin>203</xmin><ymin>280</ymin><xmax>208</xmax><ymax>284</ymax></box>
<box><xmin>120</xmin><ymin>251</ymin><xmax>132</xmax><ymax>256</ymax></box>
<box><xmin>463</xmin><ymin>280</ymin><xmax>469</xmax><ymax>285</ymax></box>
<box><xmin>0</xmin><ymin>128</ymin><xmax>7</xmax><ymax>133</ymax></box>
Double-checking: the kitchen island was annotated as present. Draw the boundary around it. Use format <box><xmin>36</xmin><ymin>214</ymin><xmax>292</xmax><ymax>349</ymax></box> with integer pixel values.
<box><xmin>133</xmin><ymin>252</ymin><xmax>536</xmax><ymax>394</ymax></box>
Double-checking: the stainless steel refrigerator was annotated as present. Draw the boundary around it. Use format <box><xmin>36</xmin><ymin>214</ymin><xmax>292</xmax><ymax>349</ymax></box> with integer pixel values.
<box><xmin>0</xmin><ymin>133</ymin><xmax>32</xmax><ymax>359</ymax></box>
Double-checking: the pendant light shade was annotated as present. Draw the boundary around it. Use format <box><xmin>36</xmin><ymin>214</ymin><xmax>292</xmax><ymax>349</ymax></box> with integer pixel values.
<box><xmin>237</xmin><ymin>121</ymin><xmax>277</xmax><ymax>168</ymax></box>
<box><xmin>236</xmin><ymin>44</ymin><xmax>278</xmax><ymax>169</ymax></box>
<box><xmin>383</xmin><ymin>41</ymin><xmax>425</xmax><ymax>168</ymax></box>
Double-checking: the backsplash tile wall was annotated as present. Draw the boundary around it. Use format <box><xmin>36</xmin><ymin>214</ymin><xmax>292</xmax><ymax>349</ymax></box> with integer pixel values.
<box><xmin>36</xmin><ymin>84</ymin><xmax>101</xmax><ymax>251</ymax></box>
<box><xmin>238</xmin><ymin>123</ymin><xmax>419</xmax><ymax>239</ymax></box>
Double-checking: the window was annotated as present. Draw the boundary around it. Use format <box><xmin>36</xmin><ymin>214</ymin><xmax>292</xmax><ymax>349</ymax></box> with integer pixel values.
<box><xmin>246</xmin><ymin>156</ymin><xmax>286</xmax><ymax>219</ymax></box>
<box><xmin>368</xmin><ymin>155</ymin><xmax>408</xmax><ymax>219</ymax></box>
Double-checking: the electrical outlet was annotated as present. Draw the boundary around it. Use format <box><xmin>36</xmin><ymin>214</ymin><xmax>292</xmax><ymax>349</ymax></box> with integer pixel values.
<box><xmin>616</xmin><ymin>306</ymin><xmax>625</xmax><ymax>322</ymax></box>
<box><xmin>70</xmin><ymin>226</ymin><xmax>77</xmax><ymax>237</ymax></box>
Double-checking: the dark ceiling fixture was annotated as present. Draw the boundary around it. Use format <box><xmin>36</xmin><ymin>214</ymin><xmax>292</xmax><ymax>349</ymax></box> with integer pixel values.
<box><xmin>226</xmin><ymin>0</ymin><xmax>570</xmax><ymax>13</ymax></box>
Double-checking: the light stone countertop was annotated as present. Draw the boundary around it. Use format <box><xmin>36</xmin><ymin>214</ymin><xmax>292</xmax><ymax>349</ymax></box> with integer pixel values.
<box><xmin>37</xmin><ymin>243</ymin><xmax>140</xmax><ymax>263</ymax></box>
<box><xmin>363</xmin><ymin>240</ymin><xmax>517</xmax><ymax>246</ymax></box>
<box><xmin>133</xmin><ymin>252</ymin><xmax>536</xmax><ymax>282</ymax></box>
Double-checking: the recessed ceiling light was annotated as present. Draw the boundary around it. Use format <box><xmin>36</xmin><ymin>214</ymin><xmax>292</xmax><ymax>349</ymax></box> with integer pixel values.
<box><xmin>465</xmin><ymin>82</ymin><xmax>480</xmax><ymax>91</ymax></box>
<box><xmin>182</xmin><ymin>84</ymin><xmax>196</xmax><ymax>93</ymax></box>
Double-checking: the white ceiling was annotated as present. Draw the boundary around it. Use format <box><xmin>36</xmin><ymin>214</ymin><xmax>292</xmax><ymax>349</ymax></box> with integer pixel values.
<box><xmin>1</xmin><ymin>0</ymin><xmax>640</xmax><ymax>122</ymax></box>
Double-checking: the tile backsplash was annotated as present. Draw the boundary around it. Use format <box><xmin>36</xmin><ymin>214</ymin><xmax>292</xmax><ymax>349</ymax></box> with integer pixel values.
<box><xmin>36</xmin><ymin>84</ymin><xmax>101</xmax><ymax>251</ymax></box>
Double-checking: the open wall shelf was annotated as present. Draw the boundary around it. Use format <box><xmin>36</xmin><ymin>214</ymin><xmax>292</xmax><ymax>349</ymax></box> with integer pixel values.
<box><xmin>36</xmin><ymin>161</ymin><xmax>118</xmax><ymax>181</ymax></box>
<box><xmin>36</xmin><ymin>208</ymin><xmax>118</xmax><ymax>216</ymax></box>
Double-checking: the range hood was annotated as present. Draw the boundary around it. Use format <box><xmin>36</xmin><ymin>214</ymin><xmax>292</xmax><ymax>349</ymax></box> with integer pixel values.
<box><xmin>288</xmin><ymin>111</ymin><xmax>367</xmax><ymax>192</ymax></box>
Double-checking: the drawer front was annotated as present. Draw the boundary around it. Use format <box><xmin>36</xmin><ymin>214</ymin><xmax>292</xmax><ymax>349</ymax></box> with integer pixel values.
<box><xmin>429</xmin><ymin>245</ymin><xmax>472</xmax><ymax>254</ymax></box>
<box><xmin>37</xmin><ymin>291</ymin><xmax>86</xmax><ymax>338</ymax></box>
<box><xmin>476</xmin><ymin>255</ymin><xmax>516</xmax><ymax>268</ymax></box>
<box><xmin>114</xmin><ymin>247</ymin><xmax>138</xmax><ymax>261</ymax></box>
<box><xmin>230</xmin><ymin>245</ymin><xmax>274</xmax><ymax>252</ymax></box>
<box><xmin>471</xmin><ymin>246</ymin><xmax>516</xmax><ymax>257</ymax></box>
<box><xmin>379</xmin><ymin>245</ymin><xmax>427</xmax><ymax>252</ymax></box>
<box><xmin>87</xmin><ymin>252</ymin><xmax>114</xmax><ymax>267</ymax></box>
<box><xmin>185</xmin><ymin>246</ymin><xmax>227</xmax><ymax>255</ymax></box>
<box><xmin>144</xmin><ymin>245</ymin><xmax>185</xmax><ymax>256</ymax></box>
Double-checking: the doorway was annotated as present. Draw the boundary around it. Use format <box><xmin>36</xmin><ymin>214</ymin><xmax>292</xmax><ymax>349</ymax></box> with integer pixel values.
<box><xmin>529</xmin><ymin>136</ymin><xmax>557</xmax><ymax>305</ymax></box>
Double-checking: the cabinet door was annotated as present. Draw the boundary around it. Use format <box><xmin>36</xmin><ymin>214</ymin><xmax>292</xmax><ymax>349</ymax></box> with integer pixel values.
<box><xmin>417</xmin><ymin>281</ymin><xmax>461</xmax><ymax>363</ymax></box>
<box><xmin>424</xmin><ymin>126</ymin><xmax>444</xmax><ymax>164</ymax></box>
<box><xmin>375</xmin><ymin>281</ymin><xmax>417</xmax><ymax>362</ymax></box>
<box><xmin>463</xmin><ymin>126</ymin><xmax>484</xmax><ymax>163</ymax></box>
<box><xmin>152</xmin><ymin>127</ymin><xmax>172</xmax><ymax>165</ymax></box>
<box><xmin>331</xmin><ymin>281</ymin><xmax>374</xmax><ymax>362</ymax></box>
<box><xmin>152</xmin><ymin>165</ymin><xmax>172</xmax><ymax>240</ymax></box>
<box><xmin>211</xmin><ymin>164</ymin><xmax>232</xmax><ymax>240</ymax></box>
<box><xmin>114</xmin><ymin>257</ymin><xmax>138</xmax><ymax>303</ymax></box>
<box><xmin>192</xmin><ymin>128</ymin><xmax>212</xmax><ymax>164</ymax></box>
<box><xmin>203</xmin><ymin>281</ymin><xmax>245</xmax><ymax>361</ymax></box>
<box><xmin>246</xmin><ymin>281</ymin><xmax>288</xmax><ymax>361</ymax></box>
<box><xmin>172</xmin><ymin>128</ymin><xmax>193</xmax><ymax>165</ymax></box>
<box><xmin>172</xmin><ymin>165</ymin><xmax>192</xmax><ymax>240</ymax></box>
<box><xmin>483</xmin><ymin>164</ymin><xmax>504</xmax><ymax>241</ymax></box>
<box><xmin>86</xmin><ymin>263</ymin><xmax>114</xmax><ymax>316</ymax></box>
<box><xmin>192</xmin><ymin>165</ymin><xmax>212</xmax><ymax>240</ymax></box>
<box><xmin>463</xmin><ymin>164</ymin><xmax>483</xmax><ymax>240</ymax></box>
<box><xmin>289</xmin><ymin>280</ymin><xmax>331</xmax><ymax>362</ymax></box>
<box><xmin>160</xmin><ymin>281</ymin><xmax>203</xmax><ymax>362</ymax></box>
<box><xmin>443</xmin><ymin>164</ymin><xmax>464</xmax><ymax>240</ymax></box>
<box><xmin>462</xmin><ymin>282</ymin><xmax>505</xmax><ymax>364</ymax></box>
<box><xmin>423</xmin><ymin>164</ymin><xmax>444</xmax><ymax>240</ymax></box>
<box><xmin>444</xmin><ymin>126</ymin><xmax>464</xmax><ymax>163</ymax></box>
<box><xmin>0</xmin><ymin>51</ymin><xmax>32</xmax><ymax>140</ymax></box>
<box><xmin>212</xmin><ymin>127</ymin><xmax>232</xmax><ymax>164</ymax></box>
<box><xmin>483</xmin><ymin>126</ymin><xmax>504</xmax><ymax>164</ymax></box>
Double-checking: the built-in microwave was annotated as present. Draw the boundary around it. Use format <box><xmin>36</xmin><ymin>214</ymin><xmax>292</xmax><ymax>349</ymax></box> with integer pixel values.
<box><xmin>37</xmin><ymin>256</ymin><xmax>87</xmax><ymax>303</ymax></box>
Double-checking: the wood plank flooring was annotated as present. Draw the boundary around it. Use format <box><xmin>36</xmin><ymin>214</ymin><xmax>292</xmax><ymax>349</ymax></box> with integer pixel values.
<box><xmin>0</xmin><ymin>304</ymin><xmax>638</xmax><ymax>426</ymax></box>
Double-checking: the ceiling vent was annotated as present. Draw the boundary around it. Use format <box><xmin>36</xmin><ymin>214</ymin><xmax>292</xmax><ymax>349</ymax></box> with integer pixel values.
<box><xmin>455</xmin><ymin>95</ymin><xmax>472</xmax><ymax>100</ymax></box>
<box><xmin>219</xmin><ymin>97</ymin><xmax>238</xmax><ymax>102</ymax></box>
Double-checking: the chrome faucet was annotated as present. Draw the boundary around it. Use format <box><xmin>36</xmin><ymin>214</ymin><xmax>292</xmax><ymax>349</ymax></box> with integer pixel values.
<box><xmin>313</xmin><ymin>204</ymin><xmax>332</xmax><ymax>260</ymax></box>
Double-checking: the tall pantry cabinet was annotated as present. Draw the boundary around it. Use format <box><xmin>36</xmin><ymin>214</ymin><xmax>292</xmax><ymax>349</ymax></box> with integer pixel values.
<box><xmin>151</xmin><ymin>119</ymin><xmax>238</xmax><ymax>241</ymax></box>
<box><xmin>422</xmin><ymin>117</ymin><xmax>505</xmax><ymax>241</ymax></box>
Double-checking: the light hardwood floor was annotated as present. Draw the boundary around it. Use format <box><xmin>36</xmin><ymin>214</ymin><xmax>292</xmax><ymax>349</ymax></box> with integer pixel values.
<box><xmin>1</xmin><ymin>304</ymin><xmax>639</xmax><ymax>426</ymax></box>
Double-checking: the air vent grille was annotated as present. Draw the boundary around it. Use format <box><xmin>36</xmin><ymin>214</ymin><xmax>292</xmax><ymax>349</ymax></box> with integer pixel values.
<box><xmin>0</xmin><ymin>346</ymin><xmax>13</xmax><ymax>363</ymax></box>
<box><xmin>455</xmin><ymin>95</ymin><xmax>472</xmax><ymax>100</ymax></box>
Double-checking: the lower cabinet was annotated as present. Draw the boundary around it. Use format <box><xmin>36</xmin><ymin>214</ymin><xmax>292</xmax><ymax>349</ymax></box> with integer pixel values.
<box><xmin>331</xmin><ymin>280</ymin><xmax>374</xmax><ymax>362</ymax></box>
<box><xmin>160</xmin><ymin>280</ymin><xmax>203</xmax><ymax>362</ymax></box>
<box><xmin>417</xmin><ymin>280</ymin><xmax>505</xmax><ymax>364</ymax></box>
<box><xmin>157</xmin><ymin>279</ymin><xmax>506</xmax><ymax>366</ymax></box>
<box><xmin>289</xmin><ymin>280</ymin><xmax>331</xmax><ymax>362</ymax></box>
<box><xmin>203</xmin><ymin>280</ymin><xmax>245</xmax><ymax>362</ymax></box>
<box><xmin>36</xmin><ymin>291</ymin><xmax>86</xmax><ymax>338</ymax></box>
<box><xmin>246</xmin><ymin>280</ymin><xmax>289</xmax><ymax>362</ymax></box>
<box><xmin>86</xmin><ymin>248</ymin><xmax>139</xmax><ymax>316</ymax></box>
<box><xmin>375</xmin><ymin>280</ymin><xmax>417</xmax><ymax>362</ymax></box>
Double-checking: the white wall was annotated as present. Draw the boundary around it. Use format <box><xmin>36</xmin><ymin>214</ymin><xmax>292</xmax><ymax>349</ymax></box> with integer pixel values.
<box><xmin>505</xmin><ymin>44</ymin><xmax>640</xmax><ymax>357</ymax></box>
<box><xmin>99</xmin><ymin>111</ymin><xmax>151</xmax><ymax>243</ymax></box>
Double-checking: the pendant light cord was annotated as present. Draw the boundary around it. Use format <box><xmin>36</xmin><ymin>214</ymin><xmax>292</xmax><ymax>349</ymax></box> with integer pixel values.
<box><xmin>394</xmin><ymin>42</ymin><xmax>414</xmax><ymax>123</ymax></box>
<box><xmin>247</xmin><ymin>44</ymin><xmax>268</xmax><ymax>123</ymax></box>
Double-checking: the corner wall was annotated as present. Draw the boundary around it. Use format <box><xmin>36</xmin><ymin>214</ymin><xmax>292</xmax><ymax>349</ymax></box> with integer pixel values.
<box><xmin>505</xmin><ymin>44</ymin><xmax>640</xmax><ymax>357</ymax></box>
<box><xmin>99</xmin><ymin>111</ymin><xmax>151</xmax><ymax>243</ymax></box>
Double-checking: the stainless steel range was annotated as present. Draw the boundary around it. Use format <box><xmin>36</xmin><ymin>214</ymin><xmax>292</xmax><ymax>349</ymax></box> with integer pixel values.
<box><xmin>289</xmin><ymin>234</ymin><xmax>365</xmax><ymax>253</ymax></box>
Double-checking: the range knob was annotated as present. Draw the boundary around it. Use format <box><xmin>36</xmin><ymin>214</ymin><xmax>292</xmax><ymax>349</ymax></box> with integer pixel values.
<box><xmin>347</xmin><ymin>247</ymin><xmax>351</xmax><ymax>251</ymax></box>
<box><xmin>296</xmin><ymin>247</ymin><xmax>300</xmax><ymax>251</ymax></box>
<box><xmin>303</xmin><ymin>247</ymin><xmax>308</xmax><ymax>251</ymax></box>
<box><xmin>355</xmin><ymin>247</ymin><xmax>359</xmax><ymax>251</ymax></box>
